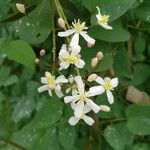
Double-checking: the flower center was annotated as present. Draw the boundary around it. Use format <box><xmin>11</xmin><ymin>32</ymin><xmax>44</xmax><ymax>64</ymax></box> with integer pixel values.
<box><xmin>103</xmin><ymin>79</ymin><xmax>112</xmax><ymax>90</ymax></box>
<box><xmin>99</xmin><ymin>15</ymin><xmax>109</xmax><ymax>24</ymax></box>
<box><xmin>47</xmin><ymin>75</ymin><xmax>55</xmax><ymax>89</ymax></box>
<box><xmin>72</xmin><ymin>20</ymin><xmax>86</xmax><ymax>33</ymax></box>
<box><xmin>66</xmin><ymin>54</ymin><xmax>78</xmax><ymax>64</ymax></box>
<box><xmin>80</xmin><ymin>93</ymin><xmax>87</xmax><ymax>101</ymax></box>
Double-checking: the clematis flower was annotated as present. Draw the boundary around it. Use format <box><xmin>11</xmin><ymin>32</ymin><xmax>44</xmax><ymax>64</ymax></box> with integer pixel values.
<box><xmin>64</xmin><ymin>76</ymin><xmax>102</xmax><ymax>118</ymax></box>
<box><xmin>96</xmin><ymin>6</ymin><xmax>113</xmax><ymax>30</ymax></box>
<box><xmin>68</xmin><ymin>103</ymin><xmax>94</xmax><ymax>126</ymax></box>
<box><xmin>58</xmin><ymin>19</ymin><xmax>95</xmax><ymax>49</ymax></box>
<box><xmin>66</xmin><ymin>75</ymin><xmax>78</xmax><ymax>95</ymax></box>
<box><xmin>58</xmin><ymin>44</ymin><xmax>85</xmax><ymax>70</ymax></box>
<box><xmin>89</xmin><ymin>76</ymin><xmax>119</xmax><ymax>104</ymax></box>
<box><xmin>38</xmin><ymin>71</ymin><xmax>68</xmax><ymax>98</ymax></box>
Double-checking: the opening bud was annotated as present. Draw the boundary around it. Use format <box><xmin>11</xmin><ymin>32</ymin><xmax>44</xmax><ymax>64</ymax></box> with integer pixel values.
<box><xmin>91</xmin><ymin>57</ymin><xmax>98</xmax><ymax>68</ymax></box>
<box><xmin>16</xmin><ymin>3</ymin><xmax>25</xmax><ymax>14</ymax></box>
<box><xmin>99</xmin><ymin>105</ymin><xmax>110</xmax><ymax>112</ymax></box>
<box><xmin>87</xmin><ymin>74</ymin><xmax>98</xmax><ymax>82</ymax></box>
<box><xmin>58</xmin><ymin>18</ymin><xmax>66</xmax><ymax>29</ymax></box>
<box><xmin>40</xmin><ymin>49</ymin><xmax>46</xmax><ymax>56</ymax></box>
<box><xmin>34</xmin><ymin>58</ymin><xmax>40</xmax><ymax>65</ymax></box>
<box><xmin>96</xmin><ymin>51</ymin><xmax>103</xmax><ymax>60</ymax></box>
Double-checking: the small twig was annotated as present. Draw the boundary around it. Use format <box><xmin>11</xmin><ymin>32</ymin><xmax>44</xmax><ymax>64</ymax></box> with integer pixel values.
<box><xmin>0</xmin><ymin>137</ymin><xmax>27</xmax><ymax>150</ymax></box>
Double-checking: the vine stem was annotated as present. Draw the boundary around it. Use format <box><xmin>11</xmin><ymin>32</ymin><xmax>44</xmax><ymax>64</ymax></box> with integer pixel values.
<box><xmin>0</xmin><ymin>137</ymin><xmax>27</xmax><ymax>150</ymax></box>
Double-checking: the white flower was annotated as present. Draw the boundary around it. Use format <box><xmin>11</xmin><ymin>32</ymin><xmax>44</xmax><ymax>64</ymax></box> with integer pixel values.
<box><xmin>66</xmin><ymin>75</ymin><xmax>78</xmax><ymax>95</ymax></box>
<box><xmin>58</xmin><ymin>19</ymin><xmax>95</xmax><ymax>49</ymax></box>
<box><xmin>68</xmin><ymin>103</ymin><xmax>94</xmax><ymax>126</ymax></box>
<box><xmin>96</xmin><ymin>6</ymin><xmax>112</xmax><ymax>30</ymax></box>
<box><xmin>58</xmin><ymin>44</ymin><xmax>85</xmax><ymax>70</ymax></box>
<box><xmin>16</xmin><ymin>3</ymin><xmax>25</xmax><ymax>14</ymax></box>
<box><xmin>64</xmin><ymin>76</ymin><xmax>101</xmax><ymax>118</ymax></box>
<box><xmin>38</xmin><ymin>71</ymin><xmax>68</xmax><ymax>98</ymax></box>
<box><xmin>90</xmin><ymin>77</ymin><xmax>119</xmax><ymax>104</ymax></box>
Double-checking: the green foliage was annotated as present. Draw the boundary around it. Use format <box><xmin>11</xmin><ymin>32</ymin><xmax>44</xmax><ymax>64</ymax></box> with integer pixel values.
<box><xmin>0</xmin><ymin>0</ymin><xmax>150</xmax><ymax>150</ymax></box>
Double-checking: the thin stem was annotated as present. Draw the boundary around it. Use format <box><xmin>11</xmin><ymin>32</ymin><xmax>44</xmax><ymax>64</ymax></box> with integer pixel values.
<box><xmin>0</xmin><ymin>137</ymin><xmax>27</xmax><ymax>150</ymax></box>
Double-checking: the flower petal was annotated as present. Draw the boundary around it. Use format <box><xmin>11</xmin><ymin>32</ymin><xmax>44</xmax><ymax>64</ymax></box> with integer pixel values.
<box><xmin>68</xmin><ymin>116</ymin><xmax>80</xmax><ymax>126</ymax></box>
<box><xmin>80</xmin><ymin>31</ymin><xmax>95</xmax><ymax>45</ymax></box>
<box><xmin>58</xmin><ymin>29</ymin><xmax>75</xmax><ymax>37</ymax></box>
<box><xmin>74</xmin><ymin>101</ymin><xmax>84</xmax><ymax>118</ymax></box>
<box><xmin>41</xmin><ymin>77</ymin><xmax>47</xmax><ymax>84</ymax></box>
<box><xmin>59</xmin><ymin>61</ymin><xmax>70</xmax><ymax>70</ymax></box>
<box><xmin>83</xmin><ymin>115</ymin><xmax>94</xmax><ymax>126</ymax></box>
<box><xmin>106</xmin><ymin>90</ymin><xmax>114</xmax><ymax>104</ymax></box>
<box><xmin>55</xmin><ymin>75</ymin><xmax>68</xmax><ymax>84</ymax></box>
<box><xmin>88</xmin><ymin>85</ymin><xmax>105</xmax><ymax>97</ymax></box>
<box><xmin>60</xmin><ymin>44</ymin><xmax>67</xmax><ymax>51</ymax></box>
<box><xmin>111</xmin><ymin>77</ymin><xmax>119</xmax><ymax>88</ymax></box>
<box><xmin>86</xmin><ymin>99</ymin><xmax>100</xmax><ymax>113</ymax></box>
<box><xmin>95</xmin><ymin>76</ymin><xmax>104</xmax><ymax>85</ymax></box>
<box><xmin>55</xmin><ymin>89</ymin><xmax>63</xmax><ymax>98</ymax></box>
<box><xmin>59</xmin><ymin>49</ymin><xmax>69</xmax><ymax>60</ymax></box>
<box><xmin>48</xmin><ymin>90</ymin><xmax>52</xmax><ymax>96</ymax></box>
<box><xmin>100</xmin><ymin>23</ymin><xmax>113</xmax><ymax>30</ymax></box>
<box><xmin>75</xmin><ymin>76</ymin><xmax>85</xmax><ymax>93</ymax></box>
<box><xmin>64</xmin><ymin>95</ymin><xmax>80</xmax><ymax>103</ymax></box>
<box><xmin>38</xmin><ymin>85</ymin><xmax>48</xmax><ymax>93</ymax></box>
<box><xmin>84</xmin><ymin>104</ymin><xmax>91</xmax><ymax>114</ymax></box>
<box><xmin>75</xmin><ymin>59</ymin><xmax>85</xmax><ymax>69</ymax></box>
<box><xmin>70</xmin><ymin>33</ymin><xmax>80</xmax><ymax>49</ymax></box>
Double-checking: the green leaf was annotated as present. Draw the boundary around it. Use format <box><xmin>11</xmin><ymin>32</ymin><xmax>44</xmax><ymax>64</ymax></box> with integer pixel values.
<box><xmin>135</xmin><ymin>1</ymin><xmax>150</xmax><ymax>23</ymax></box>
<box><xmin>126</xmin><ymin>104</ymin><xmax>150</xmax><ymax>135</ymax></box>
<box><xmin>104</xmin><ymin>122</ymin><xmax>134</xmax><ymax>150</ymax></box>
<box><xmin>0</xmin><ymin>40</ymin><xmax>36</xmax><ymax>70</ymax></box>
<box><xmin>113</xmin><ymin>47</ymin><xmax>132</xmax><ymax>78</ymax></box>
<box><xmin>58</xmin><ymin>124</ymin><xmax>75</xmax><ymax>150</ymax></box>
<box><xmin>82</xmin><ymin>0</ymin><xmax>135</xmax><ymax>21</ymax></box>
<box><xmin>15</xmin><ymin>0</ymin><xmax>52</xmax><ymax>44</ymax></box>
<box><xmin>131</xmin><ymin>64</ymin><xmax>150</xmax><ymax>86</ymax></box>
<box><xmin>89</xmin><ymin>21</ymin><xmax>130</xmax><ymax>42</ymax></box>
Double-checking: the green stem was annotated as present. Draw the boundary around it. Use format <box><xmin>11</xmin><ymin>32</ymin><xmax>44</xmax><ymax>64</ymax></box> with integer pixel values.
<box><xmin>0</xmin><ymin>137</ymin><xmax>27</xmax><ymax>150</ymax></box>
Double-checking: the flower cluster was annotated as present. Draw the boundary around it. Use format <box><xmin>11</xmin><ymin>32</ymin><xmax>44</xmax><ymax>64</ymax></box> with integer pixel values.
<box><xmin>38</xmin><ymin>6</ymin><xmax>118</xmax><ymax>126</ymax></box>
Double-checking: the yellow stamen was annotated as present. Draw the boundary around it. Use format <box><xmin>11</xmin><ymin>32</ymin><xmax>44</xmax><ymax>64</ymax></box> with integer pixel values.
<box><xmin>103</xmin><ymin>78</ymin><xmax>112</xmax><ymax>90</ymax></box>
<box><xmin>66</xmin><ymin>54</ymin><xmax>78</xmax><ymax>64</ymax></box>
<box><xmin>72</xmin><ymin>20</ymin><xmax>86</xmax><ymax>33</ymax></box>
<box><xmin>46</xmin><ymin>73</ymin><xmax>55</xmax><ymax>89</ymax></box>
<box><xmin>99</xmin><ymin>15</ymin><xmax>109</xmax><ymax>24</ymax></box>
<box><xmin>80</xmin><ymin>93</ymin><xmax>87</xmax><ymax>101</ymax></box>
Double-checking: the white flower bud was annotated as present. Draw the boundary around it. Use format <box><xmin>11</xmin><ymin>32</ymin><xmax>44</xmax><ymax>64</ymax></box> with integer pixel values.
<box><xmin>58</xmin><ymin>18</ymin><xmax>66</xmax><ymax>29</ymax></box>
<box><xmin>96</xmin><ymin>51</ymin><xmax>103</xmax><ymax>60</ymax></box>
<box><xmin>87</xmin><ymin>42</ymin><xmax>94</xmax><ymax>48</ymax></box>
<box><xmin>40</xmin><ymin>49</ymin><xmax>46</xmax><ymax>56</ymax></box>
<box><xmin>87</xmin><ymin>74</ymin><xmax>98</xmax><ymax>82</ymax></box>
<box><xmin>99</xmin><ymin>105</ymin><xmax>110</xmax><ymax>112</ymax></box>
<box><xmin>16</xmin><ymin>3</ymin><xmax>25</xmax><ymax>14</ymax></box>
<box><xmin>34</xmin><ymin>58</ymin><xmax>40</xmax><ymax>65</ymax></box>
<box><xmin>91</xmin><ymin>57</ymin><xmax>98</xmax><ymax>68</ymax></box>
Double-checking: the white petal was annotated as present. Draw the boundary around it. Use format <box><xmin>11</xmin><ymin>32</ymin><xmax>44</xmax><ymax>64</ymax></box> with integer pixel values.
<box><xmin>86</xmin><ymin>99</ymin><xmax>100</xmax><ymax>113</ymax></box>
<box><xmin>95</xmin><ymin>76</ymin><xmax>104</xmax><ymax>85</ymax></box>
<box><xmin>96</xmin><ymin>6</ymin><xmax>101</xmax><ymax>15</ymax></box>
<box><xmin>83</xmin><ymin>115</ymin><xmax>94</xmax><ymax>126</ymax></box>
<box><xmin>16</xmin><ymin>3</ymin><xmax>25</xmax><ymax>14</ymax></box>
<box><xmin>59</xmin><ymin>49</ymin><xmax>69</xmax><ymax>59</ymax></box>
<box><xmin>41</xmin><ymin>77</ymin><xmax>47</xmax><ymax>84</ymax></box>
<box><xmin>88</xmin><ymin>86</ymin><xmax>105</xmax><ymax>97</ymax></box>
<box><xmin>75</xmin><ymin>59</ymin><xmax>85</xmax><ymax>69</ymax></box>
<box><xmin>111</xmin><ymin>77</ymin><xmax>119</xmax><ymax>88</ymax></box>
<box><xmin>74</xmin><ymin>101</ymin><xmax>84</xmax><ymax>118</ymax></box>
<box><xmin>75</xmin><ymin>76</ymin><xmax>85</xmax><ymax>93</ymax></box>
<box><xmin>55</xmin><ymin>89</ymin><xmax>63</xmax><ymax>98</ymax></box>
<box><xmin>59</xmin><ymin>61</ymin><xmax>70</xmax><ymax>70</ymax></box>
<box><xmin>64</xmin><ymin>95</ymin><xmax>80</xmax><ymax>103</ymax></box>
<box><xmin>60</xmin><ymin>44</ymin><xmax>67</xmax><ymax>51</ymax></box>
<box><xmin>70</xmin><ymin>33</ymin><xmax>80</xmax><ymax>49</ymax></box>
<box><xmin>72</xmin><ymin>89</ymin><xmax>78</xmax><ymax>95</ymax></box>
<box><xmin>84</xmin><ymin>104</ymin><xmax>92</xmax><ymax>114</ymax></box>
<box><xmin>48</xmin><ymin>90</ymin><xmax>52</xmax><ymax>96</ymax></box>
<box><xmin>58</xmin><ymin>29</ymin><xmax>75</xmax><ymax>37</ymax></box>
<box><xmin>71</xmin><ymin>102</ymin><xmax>77</xmax><ymax>110</ymax></box>
<box><xmin>80</xmin><ymin>31</ymin><xmax>95</xmax><ymax>45</ymax></box>
<box><xmin>100</xmin><ymin>23</ymin><xmax>113</xmax><ymax>30</ymax></box>
<box><xmin>68</xmin><ymin>116</ymin><xmax>80</xmax><ymax>126</ymax></box>
<box><xmin>38</xmin><ymin>85</ymin><xmax>48</xmax><ymax>93</ymax></box>
<box><xmin>66</xmin><ymin>88</ymin><xmax>71</xmax><ymax>94</ymax></box>
<box><xmin>106</xmin><ymin>90</ymin><xmax>114</xmax><ymax>104</ymax></box>
<box><xmin>96</xmin><ymin>14</ymin><xmax>102</xmax><ymax>21</ymax></box>
<box><xmin>55</xmin><ymin>75</ymin><xmax>68</xmax><ymax>84</ymax></box>
<box><xmin>70</xmin><ymin>46</ymin><xmax>80</xmax><ymax>55</ymax></box>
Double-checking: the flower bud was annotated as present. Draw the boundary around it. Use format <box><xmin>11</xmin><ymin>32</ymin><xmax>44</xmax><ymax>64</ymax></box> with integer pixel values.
<box><xmin>87</xmin><ymin>74</ymin><xmax>98</xmax><ymax>82</ymax></box>
<box><xmin>16</xmin><ymin>3</ymin><xmax>25</xmax><ymax>14</ymax></box>
<box><xmin>91</xmin><ymin>57</ymin><xmax>98</xmax><ymax>68</ymax></box>
<box><xmin>34</xmin><ymin>58</ymin><xmax>40</xmax><ymax>65</ymax></box>
<box><xmin>96</xmin><ymin>51</ymin><xmax>103</xmax><ymax>60</ymax></box>
<box><xmin>58</xmin><ymin>18</ymin><xmax>66</xmax><ymax>29</ymax></box>
<box><xmin>99</xmin><ymin>105</ymin><xmax>110</xmax><ymax>112</ymax></box>
<box><xmin>40</xmin><ymin>49</ymin><xmax>46</xmax><ymax>56</ymax></box>
<box><xmin>87</xmin><ymin>42</ymin><xmax>95</xmax><ymax>48</ymax></box>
